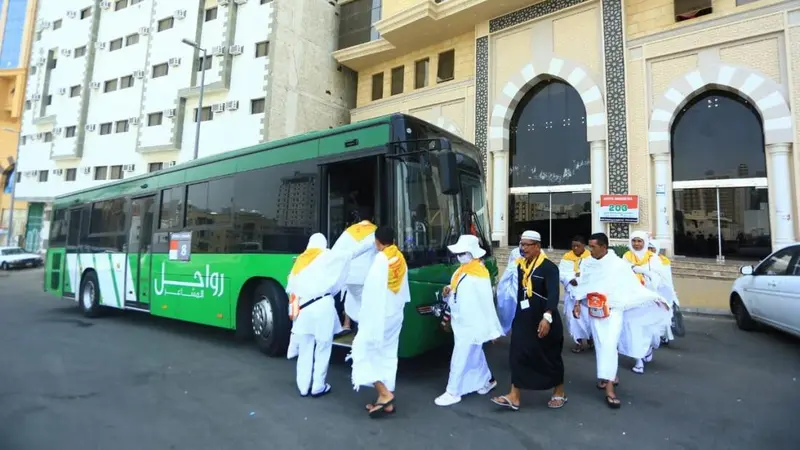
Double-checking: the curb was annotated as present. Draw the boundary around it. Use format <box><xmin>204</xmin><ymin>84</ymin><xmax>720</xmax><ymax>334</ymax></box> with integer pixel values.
<box><xmin>681</xmin><ymin>307</ymin><xmax>732</xmax><ymax>318</ymax></box>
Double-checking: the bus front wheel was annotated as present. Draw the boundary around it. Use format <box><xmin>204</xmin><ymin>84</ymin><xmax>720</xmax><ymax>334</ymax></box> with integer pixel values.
<box><xmin>79</xmin><ymin>271</ymin><xmax>103</xmax><ymax>318</ymax></box>
<box><xmin>251</xmin><ymin>280</ymin><xmax>290</xmax><ymax>357</ymax></box>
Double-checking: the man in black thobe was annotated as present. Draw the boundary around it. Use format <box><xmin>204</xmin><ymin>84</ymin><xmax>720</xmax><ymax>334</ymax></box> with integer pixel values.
<box><xmin>491</xmin><ymin>230</ymin><xmax>567</xmax><ymax>410</ymax></box>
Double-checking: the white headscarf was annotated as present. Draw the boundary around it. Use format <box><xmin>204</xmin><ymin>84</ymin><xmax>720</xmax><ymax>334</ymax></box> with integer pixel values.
<box><xmin>307</xmin><ymin>233</ymin><xmax>327</xmax><ymax>250</ymax></box>
<box><xmin>628</xmin><ymin>230</ymin><xmax>650</xmax><ymax>260</ymax></box>
<box><xmin>648</xmin><ymin>239</ymin><xmax>661</xmax><ymax>255</ymax></box>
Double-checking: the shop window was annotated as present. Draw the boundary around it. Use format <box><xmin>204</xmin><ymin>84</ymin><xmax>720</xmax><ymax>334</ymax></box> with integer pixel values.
<box><xmin>390</xmin><ymin>66</ymin><xmax>404</xmax><ymax>95</ymax></box>
<box><xmin>371</xmin><ymin>72</ymin><xmax>383</xmax><ymax>100</ymax></box>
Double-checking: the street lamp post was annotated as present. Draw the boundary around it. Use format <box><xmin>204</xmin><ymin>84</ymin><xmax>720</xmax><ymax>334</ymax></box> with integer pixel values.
<box><xmin>181</xmin><ymin>38</ymin><xmax>207</xmax><ymax>161</ymax></box>
<box><xmin>2</xmin><ymin>127</ymin><xmax>21</xmax><ymax>247</ymax></box>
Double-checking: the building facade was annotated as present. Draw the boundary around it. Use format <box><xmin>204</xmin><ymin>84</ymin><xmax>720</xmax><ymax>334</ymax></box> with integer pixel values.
<box><xmin>16</xmin><ymin>0</ymin><xmax>353</xmax><ymax>250</ymax></box>
<box><xmin>335</xmin><ymin>0</ymin><xmax>800</xmax><ymax>260</ymax></box>
<box><xmin>0</xmin><ymin>0</ymin><xmax>36</xmax><ymax>246</ymax></box>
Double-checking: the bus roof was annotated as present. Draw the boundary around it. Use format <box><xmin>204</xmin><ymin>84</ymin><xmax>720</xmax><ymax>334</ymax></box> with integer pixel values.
<box><xmin>53</xmin><ymin>114</ymin><xmax>400</xmax><ymax>207</ymax></box>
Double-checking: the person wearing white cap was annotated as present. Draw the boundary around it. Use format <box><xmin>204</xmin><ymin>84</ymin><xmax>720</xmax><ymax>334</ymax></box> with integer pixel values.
<box><xmin>491</xmin><ymin>230</ymin><xmax>568</xmax><ymax>411</ymax></box>
<box><xmin>622</xmin><ymin>230</ymin><xmax>667</xmax><ymax>374</ymax></box>
<box><xmin>571</xmin><ymin>232</ymin><xmax>671</xmax><ymax>409</ymax></box>
<box><xmin>285</xmin><ymin>233</ymin><xmax>349</xmax><ymax>397</ymax></box>
<box><xmin>434</xmin><ymin>235</ymin><xmax>503</xmax><ymax>407</ymax></box>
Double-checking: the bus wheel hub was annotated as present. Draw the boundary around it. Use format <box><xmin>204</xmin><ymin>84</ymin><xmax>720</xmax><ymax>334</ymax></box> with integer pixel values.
<box><xmin>252</xmin><ymin>297</ymin><xmax>273</xmax><ymax>338</ymax></box>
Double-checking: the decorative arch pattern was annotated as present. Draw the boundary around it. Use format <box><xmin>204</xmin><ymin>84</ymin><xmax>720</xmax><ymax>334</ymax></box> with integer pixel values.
<box><xmin>434</xmin><ymin>116</ymin><xmax>463</xmax><ymax>137</ymax></box>
<box><xmin>648</xmin><ymin>63</ymin><xmax>793</xmax><ymax>154</ymax></box>
<box><xmin>488</xmin><ymin>55</ymin><xmax>607</xmax><ymax>152</ymax></box>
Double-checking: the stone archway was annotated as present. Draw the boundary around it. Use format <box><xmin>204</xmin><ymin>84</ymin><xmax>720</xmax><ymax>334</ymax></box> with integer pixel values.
<box><xmin>648</xmin><ymin>63</ymin><xmax>795</xmax><ymax>252</ymax></box>
<box><xmin>487</xmin><ymin>55</ymin><xmax>607</xmax><ymax>245</ymax></box>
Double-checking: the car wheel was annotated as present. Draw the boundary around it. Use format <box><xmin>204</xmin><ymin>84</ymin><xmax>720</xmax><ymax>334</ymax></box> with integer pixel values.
<box><xmin>251</xmin><ymin>280</ymin><xmax>290</xmax><ymax>357</ymax></box>
<box><xmin>0</xmin><ymin>262</ymin><xmax>7</xmax><ymax>270</ymax></box>
<box><xmin>732</xmin><ymin>295</ymin><xmax>757</xmax><ymax>331</ymax></box>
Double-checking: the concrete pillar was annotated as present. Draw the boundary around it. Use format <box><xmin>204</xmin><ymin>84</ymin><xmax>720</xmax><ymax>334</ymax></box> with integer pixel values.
<box><xmin>491</xmin><ymin>150</ymin><xmax>508</xmax><ymax>246</ymax></box>
<box><xmin>590</xmin><ymin>140</ymin><xmax>607</xmax><ymax>233</ymax></box>
<box><xmin>652</xmin><ymin>153</ymin><xmax>671</xmax><ymax>252</ymax></box>
<box><xmin>766</xmin><ymin>143</ymin><xmax>795</xmax><ymax>250</ymax></box>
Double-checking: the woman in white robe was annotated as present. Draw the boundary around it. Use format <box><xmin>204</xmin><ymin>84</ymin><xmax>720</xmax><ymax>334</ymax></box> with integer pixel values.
<box><xmin>434</xmin><ymin>235</ymin><xmax>503</xmax><ymax>407</ymax></box>
<box><xmin>558</xmin><ymin>236</ymin><xmax>593</xmax><ymax>353</ymax></box>
<box><xmin>572</xmin><ymin>232</ymin><xmax>671</xmax><ymax>409</ymax></box>
<box><xmin>286</xmin><ymin>233</ymin><xmax>349</xmax><ymax>397</ymax></box>
<box><xmin>331</xmin><ymin>220</ymin><xmax>379</xmax><ymax>329</ymax></box>
<box><xmin>347</xmin><ymin>226</ymin><xmax>410</xmax><ymax>418</ymax></box>
<box><xmin>648</xmin><ymin>239</ymin><xmax>681</xmax><ymax>344</ymax></box>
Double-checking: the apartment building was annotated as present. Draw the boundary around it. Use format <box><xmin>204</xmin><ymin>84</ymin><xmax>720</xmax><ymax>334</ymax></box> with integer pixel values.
<box><xmin>0</xmin><ymin>0</ymin><xmax>36</xmax><ymax>246</ymax></box>
<box><xmin>15</xmin><ymin>0</ymin><xmax>353</xmax><ymax>251</ymax></box>
<box><xmin>335</xmin><ymin>0</ymin><xmax>800</xmax><ymax>261</ymax></box>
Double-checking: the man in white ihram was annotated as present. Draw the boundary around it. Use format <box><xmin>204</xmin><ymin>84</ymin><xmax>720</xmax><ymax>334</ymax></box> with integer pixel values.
<box><xmin>286</xmin><ymin>233</ymin><xmax>349</xmax><ymax>397</ymax></box>
<box><xmin>434</xmin><ymin>234</ymin><xmax>503</xmax><ymax>407</ymax></box>
<box><xmin>347</xmin><ymin>226</ymin><xmax>409</xmax><ymax>418</ymax></box>
<box><xmin>331</xmin><ymin>219</ymin><xmax>378</xmax><ymax>334</ymax></box>
<box><xmin>572</xmin><ymin>232</ymin><xmax>671</xmax><ymax>409</ymax></box>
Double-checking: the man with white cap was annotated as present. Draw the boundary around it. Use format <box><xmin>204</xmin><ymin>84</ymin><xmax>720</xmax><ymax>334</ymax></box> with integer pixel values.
<box><xmin>434</xmin><ymin>234</ymin><xmax>504</xmax><ymax>407</ymax></box>
<box><xmin>286</xmin><ymin>233</ymin><xmax>350</xmax><ymax>397</ymax></box>
<box><xmin>491</xmin><ymin>230</ymin><xmax>568</xmax><ymax>411</ymax></box>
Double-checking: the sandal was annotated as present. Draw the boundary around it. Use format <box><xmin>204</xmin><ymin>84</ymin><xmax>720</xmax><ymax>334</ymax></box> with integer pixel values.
<box><xmin>310</xmin><ymin>383</ymin><xmax>331</xmax><ymax>398</ymax></box>
<box><xmin>548</xmin><ymin>396</ymin><xmax>568</xmax><ymax>409</ymax></box>
<box><xmin>596</xmin><ymin>379</ymin><xmax>619</xmax><ymax>389</ymax></box>
<box><xmin>571</xmin><ymin>345</ymin><xmax>585</xmax><ymax>353</ymax></box>
<box><xmin>367</xmin><ymin>399</ymin><xmax>395</xmax><ymax>418</ymax></box>
<box><xmin>490</xmin><ymin>395</ymin><xmax>520</xmax><ymax>411</ymax></box>
<box><xmin>606</xmin><ymin>395</ymin><xmax>621</xmax><ymax>409</ymax></box>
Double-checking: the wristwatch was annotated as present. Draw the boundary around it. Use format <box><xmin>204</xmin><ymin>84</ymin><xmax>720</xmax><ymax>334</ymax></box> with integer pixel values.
<box><xmin>543</xmin><ymin>312</ymin><xmax>553</xmax><ymax>324</ymax></box>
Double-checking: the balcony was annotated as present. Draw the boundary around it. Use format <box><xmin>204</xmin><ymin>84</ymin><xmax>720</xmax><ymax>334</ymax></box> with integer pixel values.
<box><xmin>333</xmin><ymin>0</ymin><xmax>538</xmax><ymax>70</ymax></box>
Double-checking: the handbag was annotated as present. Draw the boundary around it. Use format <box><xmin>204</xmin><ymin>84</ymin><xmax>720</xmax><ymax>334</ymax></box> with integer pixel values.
<box><xmin>671</xmin><ymin>304</ymin><xmax>686</xmax><ymax>337</ymax></box>
<box><xmin>586</xmin><ymin>292</ymin><xmax>610</xmax><ymax>319</ymax></box>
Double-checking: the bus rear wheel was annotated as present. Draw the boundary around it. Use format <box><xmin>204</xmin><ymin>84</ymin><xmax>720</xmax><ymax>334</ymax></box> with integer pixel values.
<box><xmin>251</xmin><ymin>280</ymin><xmax>290</xmax><ymax>357</ymax></box>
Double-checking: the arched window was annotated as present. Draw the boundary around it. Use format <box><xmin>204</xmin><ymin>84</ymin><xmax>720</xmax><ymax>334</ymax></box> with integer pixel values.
<box><xmin>671</xmin><ymin>90</ymin><xmax>770</xmax><ymax>260</ymax></box>
<box><xmin>508</xmin><ymin>79</ymin><xmax>591</xmax><ymax>248</ymax></box>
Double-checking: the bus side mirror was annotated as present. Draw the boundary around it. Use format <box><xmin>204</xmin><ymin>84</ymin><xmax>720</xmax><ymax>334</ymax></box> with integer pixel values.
<box><xmin>437</xmin><ymin>150</ymin><xmax>460</xmax><ymax>195</ymax></box>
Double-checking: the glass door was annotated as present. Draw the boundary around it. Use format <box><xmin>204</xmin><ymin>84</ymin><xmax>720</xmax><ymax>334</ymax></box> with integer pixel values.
<box><xmin>125</xmin><ymin>195</ymin><xmax>156</xmax><ymax>308</ymax></box>
<box><xmin>509</xmin><ymin>188</ymin><xmax>592</xmax><ymax>250</ymax></box>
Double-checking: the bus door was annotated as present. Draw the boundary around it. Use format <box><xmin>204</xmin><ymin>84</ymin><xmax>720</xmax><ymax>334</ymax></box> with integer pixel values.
<box><xmin>124</xmin><ymin>195</ymin><xmax>156</xmax><ymax>309</ymax></box>
<box><xmin>64</xmin><ymin>208</ymin><xmax>83</xmax><ymax>297</ymax></box>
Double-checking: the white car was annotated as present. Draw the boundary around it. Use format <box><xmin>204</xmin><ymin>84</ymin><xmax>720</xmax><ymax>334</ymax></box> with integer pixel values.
<box><xmin>730</xmin><ymin>243</ymin><xmax>800</xmax><ymax>338</ymax></box>
<box><xmin>0</xmin><ymin>246</ymin><xmax>44</xmax><ymax>270</ymax></box>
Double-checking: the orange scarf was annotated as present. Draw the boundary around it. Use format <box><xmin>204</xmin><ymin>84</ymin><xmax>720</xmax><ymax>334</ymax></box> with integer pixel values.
<box><xmin>290</xmin><ymin>248</ymin><xmax>322</xmax><ymax>276</ymax></box>
<box><xmin>450</xmin><ymin>259</ymin><xmax>489</xmax><ymax>293</ymax></box>
<box><xmin>515</xmin><ymin>251</ymin><xmax>547</xmax><ymax>298</ymax></box>
<box><xmin>623</xmin><ymin>250</ymin><xmax>653</xmax><ymax>285</ymax></box>
<box><xmin>346</xmin><ymin>221</ymin><xmax>377</xmax><ymax>241</ymax></box>
<box><xmin>383</xmin><ymin>245</ymin><xmax>407</xmax><ymax>294</ymax></box>
<box><xmin>562</xmin><ymin>249</ymin><xmax>590</xmax><ymax>273</ymax></box>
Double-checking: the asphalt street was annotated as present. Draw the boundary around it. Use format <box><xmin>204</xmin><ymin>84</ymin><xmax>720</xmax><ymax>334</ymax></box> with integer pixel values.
<box><xmin>0</xmin><ymin>269</ymin><xmax>797</xmax><ymax>450</ymax></box>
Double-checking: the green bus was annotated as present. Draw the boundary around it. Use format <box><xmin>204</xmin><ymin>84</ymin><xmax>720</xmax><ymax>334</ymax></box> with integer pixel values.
<box><xmin>43</xmin><ymin>113</ymin><xmax>496</xmax><ymax>358</ymax></box>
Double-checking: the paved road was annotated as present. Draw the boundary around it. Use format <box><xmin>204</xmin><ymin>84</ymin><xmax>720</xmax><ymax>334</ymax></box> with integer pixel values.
<box><xmin>0</xmin><ymin>269</ymin><xmax>797</xmax><ymax>450</ymax></box>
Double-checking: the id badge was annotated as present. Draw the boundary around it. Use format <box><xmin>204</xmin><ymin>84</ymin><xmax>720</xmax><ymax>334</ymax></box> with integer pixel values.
<box><xmin>520</xmin><ymin>299</ymin><xmax>530</xmax><ymax>310</ymax></box>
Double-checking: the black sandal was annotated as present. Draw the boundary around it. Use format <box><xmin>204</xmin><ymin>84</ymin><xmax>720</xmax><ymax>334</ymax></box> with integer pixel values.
<box><xmin>606</xmin><ymin>395</ymin><xmax>621</xmax><ymax>409</ymax></box>
<box><xmin>571</xmin><ymin>345</ymin><xmax>585</xmax><ymax>353</ymax></box>
<box><xmin>367</xmin><ymin>399</ymin><xmax>395</xmax><ymax>418</ymax></box>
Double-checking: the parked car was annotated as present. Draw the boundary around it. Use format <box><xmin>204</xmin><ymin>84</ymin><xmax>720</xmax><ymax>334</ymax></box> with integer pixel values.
<box><xmin>730</xmin><ymin>243</ymin><xmax>800</xmax><ymax>338</ymax></box>
<box><xmin>0</xmin><ymin>247</ymin><xmax>44</xmax><ymax>270</ymax></box>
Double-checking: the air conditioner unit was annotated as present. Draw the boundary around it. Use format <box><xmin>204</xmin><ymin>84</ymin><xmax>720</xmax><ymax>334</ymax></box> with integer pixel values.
<box><xmin>133</xmin><ymin>70</ymin><xmax>145</xmax><ymax>79</ymax></box>
<box><xmin>66</xmin><ymin>11</ymin><xmax>77</xmax><ymax>19</ymax></box>
<box><xmin>100</xmin><ymin>1</ymin><xmax>112</xmax><ymax>9</ymax></box>
<box><xmin>218</xmin><ymin>0</ymin><xmax>230</xmax><ymax>5</ymax></box>
<box><xmin>234</xmin><ymin>0</ymin><xmax>248</xmax><ymax>4</ymax></box>
<box><xmin>85</xmin><ymin>124</ymin><xmax>96</xmax><ymax>132</ymax></box>
<box><xmin>225</xmin><ymin>100</ymin><xmax>239</xmax><ymax>111</ymax></box>
<box><xmin>139</xmin><ymin>26</ymin><xmax>150</xmax><ymax>35</ymax></box>
<box><xmin>61</xmin><ymin>48</ymin><xmax>72</xmax><ymax>57</ymax></box>
<box><xmin>57</xmin><ymin>87</ymin><xmax>67</xmax><ymax>95</ymax></box>
<box><xmin>167</xmin><ymin>161</ymin><xmax>176</xmax><ymax>168</ymax></box>
<box><xmin>38</xmin><ymin>20</ymin><xmax>51</xmax><ymax>30</ymax></box>
<box><xmin>25</xmin><ymin>171</ymin><xmax>39</xmax><ymax>177</ymax></box>
<box><xmin>52</xmin><ymin>168</ymin><xmax>64</xmax><ymax>176</ymax></box>
<box><xmin>129</xmin><ymin>117</ymin><xmax>140</xmax><ymax>126</ymax></box>
<box><xmin>212</xmin><ymin>46</ymin><xmax>226</xmax><ymax>56</ymax></box>
<box><xmin>32</xmin><ymin>93</ymin><xmax>42</xmax><ymax>101</ymax></box>
<box><xmin>36</xmin><ymin>132</ymin><xmax>44</xmax><ymax>140</ymax></box>
<box><xmin>95</xmin><ymin>41</ymin><xmax>106</xmax><ymax>50</ymax></box>
<box><xmin>174</xmin><ymin>9</ymin><xmax>187</xmax><ymax>20</ymax></box>
<box><xmin>211</xmin><ymin>103</ymin><xmax>225</xmax><ymax>113</ymax></box>
<box><xmin>228</xmin><ymin>45</ymin><xmax>243</xmax><ymax>55</ymax></box>
<box><xmin>82</xmin><ymin>167</ymin><xmax>92</xmax><ymax>175</ymax></box>
<box><xmin>163</xmin><ymin>108</ymin><xmax>176</xmax><ymax>118</ymax></box>
<box><xmin>53</xmin><ymin>128</ymin><xmax>62</xmax><ymax>135</ymax></box>
<box><xmin>122</xmin><ymin>164</ymin><xmax>135</xmax><ymax>172</ymax></box>
<box><xmin>168</xmin><ymin>57</ymin><xmax>181</xmax><ymax>67</ymax></box>
<box><xmin>37</xmin><ymin>57</ymin><xmax>47</xmax><ymax>66</ymax></box>
<box><xmin>90</xmin><ymin>81</ymin><xmax>101</xmax><ymax>89</ymax></box>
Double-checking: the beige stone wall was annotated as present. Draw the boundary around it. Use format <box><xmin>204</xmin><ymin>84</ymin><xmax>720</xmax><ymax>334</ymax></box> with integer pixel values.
<box><xmin>382</xmin><ymin>0</ymin><xmax>425</xmax><ymax>18</ymax></box>
<box><xmin>490</xmin><ymin>3</ymin><xmax>602</xmax><ymax>102</ymax></box>
<box><xmin>789</xmin><ymin>25</ymin><xmax>800</xmax><ymax>239</ymax></box>
<box><xmin>355</xmin><ymin>32</ymin><xmax>475</xmax><ymax>109</ymax></box>
<box><xmin>625</xmin><ymin>0</ymin><xmax>785</xmax><ymax>40</ymax></box>
<box><xmin>626</xmin><ymin>7</ymin><xmax>794</xmax><ymax>247</ymax></box>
